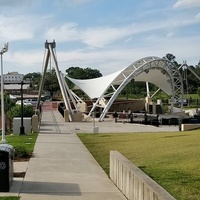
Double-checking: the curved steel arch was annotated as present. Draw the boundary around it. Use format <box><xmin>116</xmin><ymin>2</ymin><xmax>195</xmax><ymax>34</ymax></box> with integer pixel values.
<box><xmin>65</xmin><ymin>56</ymin><xmax>183</xmax><ymax>122</ymax></box>
<box><xmin>98</xmin><ymin>56</ymin><xmax>183</xmax><ymax>121</ymax></box>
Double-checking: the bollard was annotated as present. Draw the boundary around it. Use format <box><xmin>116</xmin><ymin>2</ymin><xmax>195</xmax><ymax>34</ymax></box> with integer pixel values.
<box><xmin>32</xmin><ymin>114</ymin><xmax>39</xmax><ymax>133</ymax></box>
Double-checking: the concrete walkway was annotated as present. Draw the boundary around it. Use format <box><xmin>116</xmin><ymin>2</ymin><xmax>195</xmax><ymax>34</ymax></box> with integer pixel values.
<box><xmin>0</xmin><ymin>108</ymin><xmax>179</xmax><ymax>199</ymax></box>
<box><xmin>5</xmin><ymin>111</ymin><xmax>127</xmax><ymax>200</ymax></box>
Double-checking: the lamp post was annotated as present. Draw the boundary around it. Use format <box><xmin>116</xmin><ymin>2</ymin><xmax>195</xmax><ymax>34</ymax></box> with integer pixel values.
<box><xmin>1</xmin><ymin>43</ymin><xmax>8</xmax><ymax>143</ymax></box>
<box><xmin>20</xmin><ymin>80</ymin><xmax>25</xmax><ymax>135</ymax></box>
<box><xmin>19</xmin><ymin>78</ymin><xmax>33</xmax><ymax>135</ymax></box>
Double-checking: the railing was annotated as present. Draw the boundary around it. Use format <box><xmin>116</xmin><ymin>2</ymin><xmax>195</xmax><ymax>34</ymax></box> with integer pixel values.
<box><xmin>58</xmin><ymin>102</ymin><xmax>65</xmax><ymax>117</ymax></box>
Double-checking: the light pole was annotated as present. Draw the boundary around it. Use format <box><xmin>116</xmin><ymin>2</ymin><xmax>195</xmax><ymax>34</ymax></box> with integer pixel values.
<box><xmin>1</xmin><ymin>43</ymin><xmax>8</xmax><ymax>143</ymax></box>
<box><xmin>19</xmin><ymin>78</ymin><xmax>33</xmax><ymax>135</ymax></box>
<box><xmin>20</xmin><ymin>80</ymin><xmax>25</xmax><ymax>135</ymax></box>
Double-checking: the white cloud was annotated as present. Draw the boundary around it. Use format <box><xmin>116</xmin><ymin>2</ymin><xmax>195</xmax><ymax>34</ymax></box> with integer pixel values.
<box><xmin>52</xmin><ymin>35</ymin><xmax>200</xmax><ymax>75</ymax></box>
<box><xmin>0</xmin><ymin>15</ymin><xmax>34</xmax><ymax>41</ymax></box>
<box><xmin>1</xmin><ymin>1</ymin><xmax>199</xmax><ymax>76</ymax></box>
<box><xmin>11</xmin><ymin>51</ymin><xmax>43</xmax><ymax>65</ymax></box>
<box><xmin>45</xmin><ymin>16</ymin><xmax>200</xmax><ymax>49</ymax></box>
<box><xmin>82</xmin><ymin>27</ymin><xmax>132</xmax><ymax>48</ymax></box>
<box><xmin>5</xmin><ymin>50</ymin><xmax>44</xmax><ymax>74</ymax></box>
<box><xmin>45</xmin><ymin>23</ymin><xmax>80</xmax><ymax>42</ymax></box>
<box><xmin>0</xmin><ymin>14</ymin><xmax>52</xmax><ymax>43</ymax></box>
<box><xmin>56</xmin><ymin>49</ymin><xmax>140</xmax><ymax>75</ymax></box>
<box><xmin>173</xmin><ymin>0</ymin><xmax>200</xmax><ymax>9</ymax></box>
<box><xmin>4</xmin><ymin>32</ymin><xmax>200</xmax><ymax>76</ymax></box>
<box><xmin>46</xmin><ymin>24</ymin><xmax>124</xmax><ymax>47</ymax></box>
<box><xmin>46</xmin><ymin>24</ymin><xmax>133</xmax><ymax>47</ymax></box>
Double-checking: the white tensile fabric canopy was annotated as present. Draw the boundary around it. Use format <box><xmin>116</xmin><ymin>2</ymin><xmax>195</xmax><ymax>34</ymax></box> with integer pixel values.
<box><xmin>65</xmin><ymin>56</ymin><xmax>183</xmax><ymax>121</ymax></box>
<box><xmin>66</xmin><ymin>64</ymin><xmax>172</xmax><ymax>99</ymax></box>
<box><xmin>66</xmin><ymin>69</ymin><xmax>124</xmax><ymax>99</ymax></box>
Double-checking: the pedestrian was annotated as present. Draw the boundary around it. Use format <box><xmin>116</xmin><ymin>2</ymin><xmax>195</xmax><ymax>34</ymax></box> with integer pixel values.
<box><xmin>144</xmin><ymin>113</ymin><xmax>148</xmax><ymax>125</ymax></box>
<box><xmin>113</xmin><ymin>111</ymin><xmax>118</xmax><ymax>123</ymax></box>
<box><xmin>156</xmin><ymin>114</ymin><xmax>159</xmax><ymax>127</ymax></box>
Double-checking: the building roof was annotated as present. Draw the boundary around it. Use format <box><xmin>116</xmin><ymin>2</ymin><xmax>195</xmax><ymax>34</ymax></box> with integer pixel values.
<box><xmin>4</xmin><ymin>84</ymin><xmax>30</xmax><ymax>90</ymax></box>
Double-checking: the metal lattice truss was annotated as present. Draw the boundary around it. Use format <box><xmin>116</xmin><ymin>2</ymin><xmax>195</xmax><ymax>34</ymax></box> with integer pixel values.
<box><xmin>66</xmin><ymin>56</ymin><xmax>184</xmax><ymax>121</ymax></box>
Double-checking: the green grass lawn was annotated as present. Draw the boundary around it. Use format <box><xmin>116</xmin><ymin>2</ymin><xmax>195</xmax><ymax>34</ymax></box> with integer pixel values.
<box><xmin>184</xmin><ymin>94</ymin><xmax>199</xmax><ymax>99</ymax></box>
<box><xmin>0</xmin><ymin>133</ymin><xmax>38</xmax><ymax>161</ymax></box>
<box><xmin>1</xmin><ymin>133</ymin><xmax>37</xmax><ymax>150</ymax></box>
<box><xmin>0</xmin><ymin>133</ymin><xmax>37</xmax><ymax>200</ymax></box>
<box><xmin>0</xmin><ymin>197</ymin><xmax>19</xmax><ymax>200</ymax></box>
<box><xmin>78</xmin><ymin>130</ymin><xmax>200</xmax><ymax>200</ymax></box>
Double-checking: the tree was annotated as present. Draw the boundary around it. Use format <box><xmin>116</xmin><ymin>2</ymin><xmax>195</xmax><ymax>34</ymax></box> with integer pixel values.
<box><xmin>24</xmin><ymin>72</ymin><xmax>42</xmax><ymax>91</ymax></box>
<box><xmin>66</xmin><ymin>66</ymin><xmax>102</xmax><ymax>89</ymax></box>
<box><xmin>197</xmin><ymin>87</ymin><xmax>200</xmax><ymax>98</ymax></box>
<box><xmin>66</xmin><ymin>67</ymin><xmax>102</xmax><ymax>79</ymax></box>
<box><xmin>43</xmin><ymin>68</ymin><xmax>60</xmax><ymax>97</ymax></box>
<box><xmin>9</xmin><ymin>105</ymin><xmax>34</xmax><ymax>118</ymax></box>
<box><xmin>0</xmin><ymin>92</ymin><xmax>35</xmax><ymax>133</ymax></box>
<box><xmin>84</xmin><ymin>68</ymin><xmax>102</xmax><ymax>79</ymax></box>
<box><xmin>0</xmin><ymin>92</ymin><xmax>16</xmax><ymax>132</ymax></box>
<box><xmin>165</xmin><ymin>53</ymin><xmax>175</xmax><ymax>62</ymax></box>
<box><xmin>185</xmin><ymin>65</ymin><xmax>200</xmax><ymax>93</ymax></box>
<box><xmin>164</xmin><ymin>53</ymin><xmax>178</xmax><ymax>66</ymax></box>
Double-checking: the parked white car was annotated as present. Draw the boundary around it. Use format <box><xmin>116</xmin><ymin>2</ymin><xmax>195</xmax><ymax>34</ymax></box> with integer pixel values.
<box><xmin>15</xmin><ymin>100</ymin><xmax>33</xmax><ymax>106</ymax></box>
<box><xmin>24</xmin><ymin>99</ymin><xmax>43</xmax><ymax>107</ymax></box>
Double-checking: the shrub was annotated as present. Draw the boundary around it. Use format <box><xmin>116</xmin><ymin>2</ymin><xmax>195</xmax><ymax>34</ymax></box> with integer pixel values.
<box><xmin>11</xmin><ymin>105</ymin><xmax>35</xmax><ymax>118</ymax></box>
<box><xmin>14</xmin><ymin>146</ymin><xmax>31</xmax><ymax>160</ymax></box>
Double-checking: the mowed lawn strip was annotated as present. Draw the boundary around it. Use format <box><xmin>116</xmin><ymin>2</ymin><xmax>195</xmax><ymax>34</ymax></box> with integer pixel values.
<box><xmin>0</xmin><ymin>197</ymin><xmax>19</xmax><ymax>200</ymax></box>
<box><xmin>0</xmin><ymin>134</ymin><xmax>38</xmax><ymax>200</ymax></box>
<box><xmin>1</xmin><ymin>133</ymin><xmax>38</xmax><ymax>160</ymax></box>
<box><xmin>78</xmin><ymin>130</ymin><xmax>200</xmax><ymax>200</ymax></box>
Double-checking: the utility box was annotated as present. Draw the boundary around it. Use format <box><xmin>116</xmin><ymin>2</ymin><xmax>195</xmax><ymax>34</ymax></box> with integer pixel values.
<box><xmin>13</xmin><ymin>117</ymin><xmax>32</xmax><ymax>134</ymax></box>
<box><xmin>0</xmin><ymin>144</ymin><xmax>14</xmax><ymax>192</ymax></box>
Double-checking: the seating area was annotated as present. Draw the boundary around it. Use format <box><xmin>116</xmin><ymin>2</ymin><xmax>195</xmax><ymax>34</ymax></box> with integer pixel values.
<box><xmin>115</xmin><ymin>112</ymin><xmax>160</xmax><ymax>126</ymax></box>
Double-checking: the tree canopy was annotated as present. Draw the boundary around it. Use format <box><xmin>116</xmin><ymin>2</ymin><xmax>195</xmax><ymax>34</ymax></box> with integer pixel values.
<box><xmin>43</xmin><ymin>68</ymin><xmax>60</xmax><ymax>97</ymax></box>
<box><xmin>66</xmin><ymin>66</ymin><xmax>102</xmax><ymax>90</ymax></box>
<box><xmin>24</xmin><ymin>72</ymin><xmax>42</xmax><ymax>90</ymax></box>
<box><xmin>163</xmin><ymin>53</ymin><xmax>179</xmax><ymax>66</ymax></box>
<box><xmin>66</xmin><ymin>67</ymin><xmax>102</xmax><ymax>79</ymax></box>
<box><xmin>24</xmin><ymin>57</ymin><xmax>200</xmax><ymax>100</ymax></box>
<box><xmin>164</xmin><ymin>53</ymin><xmax>200</xmax><ymax>94</ymax></box>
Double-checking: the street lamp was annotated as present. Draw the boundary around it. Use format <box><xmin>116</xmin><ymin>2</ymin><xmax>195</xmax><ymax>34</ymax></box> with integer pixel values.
<box><xmin>1</xmin><ymin>43</ymin><xmax>8</xmax><ymax>143</ymax></box>
<box><xmin>20</xmin><ymin>80</ymin><xmax>25</xmax><ymax>135</ymax></box>
<box><xmin>19</xmin><ymin>78</ymin><xmax>33</xmax><ymax>136</ymax></box>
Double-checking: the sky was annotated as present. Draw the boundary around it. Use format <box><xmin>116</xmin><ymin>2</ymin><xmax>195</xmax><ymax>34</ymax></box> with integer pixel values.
<box><xmin>0</xmin><ymin>0</ymin><xmax>200</xmax><ymax>76</ymax></box>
